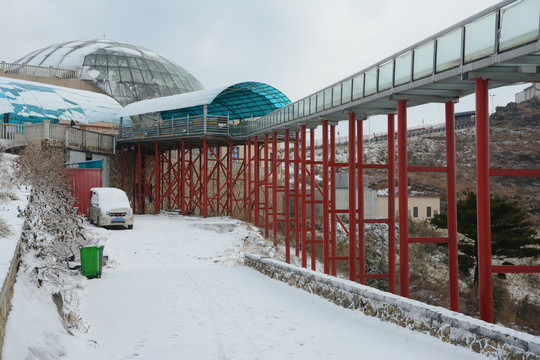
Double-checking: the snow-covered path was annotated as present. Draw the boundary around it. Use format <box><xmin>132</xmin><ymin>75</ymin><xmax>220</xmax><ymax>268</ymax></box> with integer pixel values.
<box><xmin>5</xmin><ymin>215</ymin><xmax>486</xmax><ymax>359</ymax></box>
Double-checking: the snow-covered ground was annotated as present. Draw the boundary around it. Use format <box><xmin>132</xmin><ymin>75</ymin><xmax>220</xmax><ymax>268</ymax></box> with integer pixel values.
<box><xmin>3</xmin><ymin>214</ymin><xmax>487</xmax><ymax>359</ymax></box>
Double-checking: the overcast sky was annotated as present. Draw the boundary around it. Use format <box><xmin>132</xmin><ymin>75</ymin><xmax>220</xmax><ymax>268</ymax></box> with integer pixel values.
<box><xmin>0</xmin><ymin>0</ymin><xmax>529</xmax><ymax>134</ymax></box>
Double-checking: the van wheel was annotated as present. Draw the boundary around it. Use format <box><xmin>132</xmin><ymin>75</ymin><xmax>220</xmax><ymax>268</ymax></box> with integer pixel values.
<box><xmin>128</xmin><ymin>225</ymin><xmax>133</xmax><ymax>230</ymax></box>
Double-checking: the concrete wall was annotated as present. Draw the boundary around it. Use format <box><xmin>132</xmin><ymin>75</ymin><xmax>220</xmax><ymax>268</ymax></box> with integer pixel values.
<box><xmin>245</xmin><ymin>254</ymin><xmax>540</xmax><ymax>359</ymax></box>
<box><xmin>0</xmin><ymin>243</ymin><xmax>21</xmax><ymax>357</ymax></box>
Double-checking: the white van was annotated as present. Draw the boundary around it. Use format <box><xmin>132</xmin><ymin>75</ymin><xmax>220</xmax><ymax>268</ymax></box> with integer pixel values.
<box><xmin>88</xmin><ymin>187</ymin><xmax>134</xmax><ymax>229</ymax></box>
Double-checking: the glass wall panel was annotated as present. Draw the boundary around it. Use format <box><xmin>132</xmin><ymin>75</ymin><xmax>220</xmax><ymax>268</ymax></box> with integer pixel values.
<box><xmin>464</xmin><ymin>13</ymin><xmax>496</xmax><ymax>62</ymax></box>
<box><xmin>324</xmin><ymin>88</ymin><xmax>332</xmax><ymax>110</ymax></box>
<box><xmin>299</xmin><ymin>100</ymin><xmax>304</xmax><ymax>118</ymax></box>
<box><xmin>332</xmin><ymin>84</ymin><xmax>341</xmax><ymax>107</ymax></box>
<box><xmin>394</xmin><ymin>52</ymin><xmax>412</xmax><ymax>85</ymax></box>
<box><xmin>117</xmin><ymin>56</ymin><xmax>129</xmax><ymax>67</ymax></box>
<box><xmin>108</xmin><ymin>56</ymin><xmax>119</xmax><ymax>67</ymax></box>
<box><xmin>352</xmin><ymin>75</ymin><xmax>363</xmax><ymax>100</ymax></box>
<box><xmin>365</xmin><ymin>68</ymin><xmax>377</xmax><ymax>96</ymax></box>
<box><xmin>119</xmin><ymin>68</ymin><xmax>132</xmax><ymax>82</ymax></box>
<box><xmin>378</xmin><ymin>61</ymin><xmax>393</xmax><ymax>91</ymax></box>
<box><xmin>342</xmin><ymin>79</ymin><xmax>352</xmax><ymax>104</ymax></box>
<box><xmin>436</xmin><ymin>28</ymin><xmax>462</xmax><ymax>72</ymax></box>
<box><xmin>310</xmin><ymin>95</ymin><xmax>316</xmax><ymax>114</ymax></box>
<box><xmin>499</xmin><ymin>0</ymin><xmax>540</xmax><ymax>51</ymax></box>
<box><xmin>413</xmin><ymin>41</ymin><xmax>434</xmax><ymax>80</ymax></box>
<box><xmin>317</xmin><ymin>92</ymin><xmax>324</xmax><ymax>112</ymax></box>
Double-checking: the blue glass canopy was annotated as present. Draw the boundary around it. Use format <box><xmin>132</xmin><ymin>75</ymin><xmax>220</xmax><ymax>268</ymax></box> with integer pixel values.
<box><xmin>118</xmin><ymin>81</ymin><xmax>291</xmax><ymax>121</ymax></box>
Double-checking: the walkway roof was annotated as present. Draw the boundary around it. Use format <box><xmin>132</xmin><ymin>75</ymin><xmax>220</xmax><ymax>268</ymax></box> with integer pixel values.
<box><xmin>0</xmin><ymin>76</ymin><xmax>124</xmax><ymax>125</ymax></box>
<box><xmin>118</xmin><ymin>81</ymin><xmax>291</xmax><ymax>121</ymax></box>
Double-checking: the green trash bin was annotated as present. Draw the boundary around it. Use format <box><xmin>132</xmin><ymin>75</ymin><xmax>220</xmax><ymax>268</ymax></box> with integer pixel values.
<box><xmin>80</xmin><ymin>245</ymin><xmax>105</xmax><ymax>279</ymax></box>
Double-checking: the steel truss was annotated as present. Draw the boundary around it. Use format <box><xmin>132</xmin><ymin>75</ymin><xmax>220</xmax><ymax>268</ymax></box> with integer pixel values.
<box><xmin>121</xmin><ymin>83</ymin><xmax>539</xmax><ymax>321</ymax></box>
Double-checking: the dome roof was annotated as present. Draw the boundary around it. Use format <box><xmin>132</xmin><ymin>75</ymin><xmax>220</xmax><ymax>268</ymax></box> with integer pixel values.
<box><xmin>14</xmin><ymin>40</ymin><xmax>204</xmax><ymax>106</ymax></box>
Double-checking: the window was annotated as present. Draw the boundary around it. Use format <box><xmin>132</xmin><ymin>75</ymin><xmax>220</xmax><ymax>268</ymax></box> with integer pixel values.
<box><xmin>434</xmin><ymin>210</ymin><xmax>438</xmax><ymax>216</ymax></box>
<box><xmin>427</xmin><ymin>206</ymin><xmax>432</xmax><ymax>218</ymax></box>
<box><xmin>413</xmin><ymin>207</ymin><xmax>418</xmax><ymax>218</ymax></box>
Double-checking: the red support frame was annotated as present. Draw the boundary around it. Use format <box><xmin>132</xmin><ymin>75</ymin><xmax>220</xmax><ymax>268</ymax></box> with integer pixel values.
<box><xmin>397</xmin><ymin>100</ymin><xmax>409</xmax><ymax>297</ymax></box>
<box><xmin>348</xmin><ymin>112</ymin><xmax>357</xmax><ymax>281</ymax></box>
<box><xmin>284</xmin><ymin>129</ymin><xmax>291</xmax><ymax>263</ymax></box>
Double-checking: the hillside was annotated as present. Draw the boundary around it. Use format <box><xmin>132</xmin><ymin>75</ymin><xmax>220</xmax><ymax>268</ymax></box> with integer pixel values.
<box><xmin>361</xmin><ymin>97</ymin><xmax>540</xmax><ymax>231</ymax></box>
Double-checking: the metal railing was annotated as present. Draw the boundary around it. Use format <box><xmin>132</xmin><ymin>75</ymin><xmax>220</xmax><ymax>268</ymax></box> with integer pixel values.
<box><xmin>0</xmin><ymin>62</ymin><xmax>79</xmax><ymax>79</ymax></box>
<box><xmin>119</xmin><ymin>114</ymin><xmax>231</xmax><ymax>141</ymax></box>
<box><xmin>0</xmin><ymin>121</ymin><xmax>114</xmax><ymax>153</ymax></box>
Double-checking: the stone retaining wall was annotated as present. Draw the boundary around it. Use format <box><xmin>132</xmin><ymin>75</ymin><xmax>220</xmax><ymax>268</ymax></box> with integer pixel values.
<box><xmin>245</xmin><ymin>254</ymin><xmax>540</xmax><ymax>360</ymax></box>
<box><xmin>0</xmin><ymin>242</ymin><xmax>21</xmax><ymax>358</ymax></box>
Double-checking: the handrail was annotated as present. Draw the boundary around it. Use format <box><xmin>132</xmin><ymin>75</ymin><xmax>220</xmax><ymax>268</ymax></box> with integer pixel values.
<box><xmin>0</xmin><ymin>61</ymin><xmax>79</xmax><ymax>79</ymax></box>
<box><xmin>0</xmin><ymin>121</ymin><xmax>114</xmax><ymax>153</ymax></box>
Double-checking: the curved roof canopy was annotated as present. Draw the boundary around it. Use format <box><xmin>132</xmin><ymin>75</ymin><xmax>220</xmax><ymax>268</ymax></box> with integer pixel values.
<box><xmin>0</xmin><ymin>76</ymin><xmax>124</xmax><ymax>125</ymax></box>
<box><xmin>14</xmin><ymin>39</ymin><xmax>204</xmax><ymax>106</ymax></box>
<box><xmin>118</xmin><ymin>81</ymin><xmax>291</xmax><ymax>121</ymax></box>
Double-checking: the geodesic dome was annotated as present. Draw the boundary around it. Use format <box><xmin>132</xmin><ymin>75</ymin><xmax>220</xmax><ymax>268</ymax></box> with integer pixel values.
<box><xmin>15</xmin><ymin>40</ymin><xmax>204</xmax><ymax>106</ymax></box>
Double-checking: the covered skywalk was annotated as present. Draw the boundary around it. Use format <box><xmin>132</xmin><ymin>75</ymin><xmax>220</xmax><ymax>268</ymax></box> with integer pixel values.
<box><xmin>117</xmin><ymin>81</ymin><xmax>291</xmax><ymax>146</ymax></box>
<box><xmin>245</xmin><ymin>0</ymin><xmax>540</xmax><ymax>135</ymax></box>
<box><xmin>116</xmin><ymin>0</ymin><xmax>540</xmax><ymax>326</ymax></box>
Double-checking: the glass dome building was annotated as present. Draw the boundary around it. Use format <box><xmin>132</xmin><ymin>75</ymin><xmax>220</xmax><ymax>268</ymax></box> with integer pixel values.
<box><xmin>14</xmin><ymin>40</ymin><xmax>204</xmax><ymax>106</ymax></box>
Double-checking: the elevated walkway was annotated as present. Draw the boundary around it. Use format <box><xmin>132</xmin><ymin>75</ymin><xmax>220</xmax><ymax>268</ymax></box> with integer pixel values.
<box><xmin>0</xmin><ymin>121</ymin><xmax>115</xmax><ymax>154</ymax></box>
<box><xmin>117</xmin><ymin>0</ymin><xmax>540</xmax><ymax>144</ymax></box>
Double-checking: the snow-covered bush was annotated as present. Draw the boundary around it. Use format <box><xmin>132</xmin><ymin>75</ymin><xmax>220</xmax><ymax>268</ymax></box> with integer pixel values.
<box><xmin>13</xmin><ymin>145</ymin><xmax>88</xmax><ymax>329</ymax></box>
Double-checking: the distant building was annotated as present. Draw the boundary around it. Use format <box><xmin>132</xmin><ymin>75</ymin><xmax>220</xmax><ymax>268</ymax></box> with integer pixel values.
<box><xmin>515</xmin><ymin>85</ymin><xmax>540</xmax><ymax>103</ymax></box>
<box><xmin>378</xmin><ymin>195</ymin><xmax>440</xmax><ymax>220</ymax></box>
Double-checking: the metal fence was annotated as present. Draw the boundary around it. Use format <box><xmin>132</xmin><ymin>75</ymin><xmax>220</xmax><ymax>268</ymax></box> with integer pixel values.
<box><xmin>0</xmin><ymin>62</ymin><xmax>79</xmax><ymax>79</ymax></box>
<box><xmin>0</xmin><ymin>121</ymin><xmax>114</xmax><ymax>153</ymax></box>
<box><xmin>119</xmin><ymin>114</ymin><xmax>231</xmax><ymax>141</ymax></box>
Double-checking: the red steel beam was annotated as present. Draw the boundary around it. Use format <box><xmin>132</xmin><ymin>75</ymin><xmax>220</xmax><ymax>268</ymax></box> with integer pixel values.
<box><xmin>254</xmin><ymin>137</ymin><xmax>260</xmax><ymax>227</ymax></box>
<box><xmin>476</xmin><ymin>78</ymin><xmax>493</xmax><ymax>322</ymax></box>
<box><xmin>489</xmin><ymin>168</ymin><xmax>540</xmax><ymax>177</ymax></box>
<box><xmin>203</xmin><ymin>139</ymin><xmax>208</xmax><ymax>218</ymax></box>
<box><xmin>492</xmin><ymin>265</ymin><xmax>540</xmax><ymax>273</ymax></box>
<box><xmin>398</xmin><ymin>99</ymin><xmax>409</xmax><ymax>298</ymax></box>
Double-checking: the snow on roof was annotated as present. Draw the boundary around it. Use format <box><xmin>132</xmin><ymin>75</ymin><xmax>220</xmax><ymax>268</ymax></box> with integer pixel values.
<box><xmin>0</xmin><ymin>76</ymin><xmax>125</xmax><ymax>125</ymax></box>
<box><xmin>118</xmin><ymin>85</ymin><xmax>230</xmax><ymax>117</ymax></box>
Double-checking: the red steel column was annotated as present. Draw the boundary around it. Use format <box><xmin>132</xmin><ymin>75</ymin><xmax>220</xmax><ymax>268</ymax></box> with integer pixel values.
<box><xmin>216</xmin><ymin>145</ymin><xmax>221</xmax><ymax>215</ymax></box>
<box><xmin>398</xmin><ymin>99</ymin><xmax>409</xmax><ymax>297</ymax></box>
<box><xmin>476</xmin><ymin>78</ymin><xmax>493</xmax><ymax>322</ymax></box>
<box><xmin>322</xmin><ymin>120</ymin><xmax>330</xmax><ymax>274</ymax></box>
<box><xmin>155</xmin><ymin>142</ymin><xmax>160</xmax><ymax>214</ymax></box>
<box><xmin>294</xmin><ymin>132</ymin><xmax>300</xmax><ymax>257</ymax></box>
<box><xmin>387</xmin><ymin>114</ymin><xmax>396</xmax><ymax>294</ymax></box>
<box><xmin>202</xmin><ymin>139</ymin><xmax>208</xmax><ymax>218</ymax></box>
<box><xmin>254</xmin><ymin>136</ymin><xmax>260</xmax><ymax>227</ymax></box>
<box><xmin>121</xmin><ymin>145</ymin><xmax>125</xmax><ymax>191</ymax></box>
<box><xmin>301</xmin><ymin>125</ymin><xmax>308</xmax><ymax>268</ymax></box>
<box><xmin>229</xmin><ymin>141</ymin><xmax>234</xmax><ymax>216</ymax></box>
<box><xmin>264</xmin><ymin>134</ymin><xmax>270</xmax><ymax>238</ymax></box>
<box><xmin>348</xmin><ymin>112</ymin><xmax>357</xmax><ymax>281</ymax></box>
<box><xmin>272</xmin><ymin>132</ymin><xmax>278</xmax><ymax>246</ymax></box>
<box><xmin>247</xmin><ymin>139</ymin><xmax>252</xmax><ymax>222</ymax></box>
<box><xmin>244</xmin><ymin>140</ymin><xmax>248</xmax><ymax>216</ymax></box>
<box><xmin>357</xmin><ymin>118</ymin><xmax>365</xmax><ymax>284</ymax></box>
<box><xmin>446</xmin><ymin>101</ymin><xmax>460</xmax><ymax>312</ymax></box>
<box><xmin>310</xmin><ymin>128</ymin><xmax>316</xmax><ymax>271</ymax></box>
<box><xmin>330</xmin><ymin>124</ymin><xmax>337</xmax><ymax>276</ymax></box>
<box><xmin>284</xmin><ymin>129</ymin><xmax>291</xmax><ymax>263</ymax></box>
